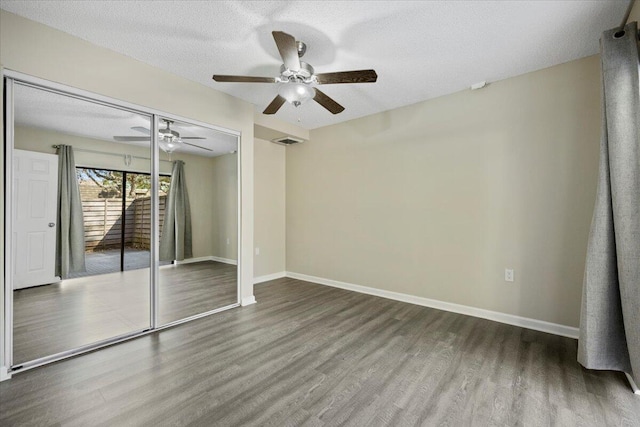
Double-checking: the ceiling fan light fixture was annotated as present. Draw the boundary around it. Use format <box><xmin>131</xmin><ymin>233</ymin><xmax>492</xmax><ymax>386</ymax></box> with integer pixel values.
<box><xmin>159</xmin><ymin>136</ymin><xmax>181</xmax><ymax>154</ymax></box>
<box><xmin>278</xmin><ymin>82</ymin><xmax>315</xmax><ymax>107</ymax></box>
<box><xmin>158</xmin><ymin>119</ymin><xmax>183</xmax><ymax>153</ymax></box>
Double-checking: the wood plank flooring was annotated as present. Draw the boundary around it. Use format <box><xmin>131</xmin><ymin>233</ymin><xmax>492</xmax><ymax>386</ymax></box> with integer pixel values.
<box><xmin>13</xmin><ymin>261</ymin><xmax>237</xmax><ymax>364</ymax></box>
<box><xmin>1</xmin><ymin>277</ymin><xmax>639</xmax><ymax>426</ymax></box>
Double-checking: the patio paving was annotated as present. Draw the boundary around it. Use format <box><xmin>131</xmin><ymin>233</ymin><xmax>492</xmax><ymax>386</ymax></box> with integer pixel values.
<box><xmin>68</xmin><ymin>248</ymin><xmax>169</xmax><ymax>279</ymax></box>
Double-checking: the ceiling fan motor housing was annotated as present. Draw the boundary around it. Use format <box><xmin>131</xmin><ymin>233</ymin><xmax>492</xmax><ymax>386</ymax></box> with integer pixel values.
<box><xmin>280</xmin><ymin>62</ymin><xmax>315</xmax><ymax>82</ymax></box>
<box><xmin>159</xmin><ymin>120</ymin><xmax>180</xmax><ymax>140</ymax></box>
<box><xmin>159</xmin><ymin>128</ymin><xmax>180</xmax><ymax>140</ymax></box>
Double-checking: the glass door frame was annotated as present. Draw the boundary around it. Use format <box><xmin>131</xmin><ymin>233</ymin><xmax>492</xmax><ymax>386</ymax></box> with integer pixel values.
<box><xmin>2</xmin><ymin>71</ymin><xmax>242</xmax><ymax>375</ymax></box>
<box><xmin>74</xmin><ymin>166</ymin><xmax>172</xmax><ymax>273</ymax></box>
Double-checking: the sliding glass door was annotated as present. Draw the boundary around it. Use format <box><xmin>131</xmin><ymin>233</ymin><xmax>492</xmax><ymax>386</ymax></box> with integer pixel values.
<box><xmin>4</xmin><ymin>75</ymin><xmax>241</xmax><ymax>372</ymax></box>
<box><xmin>74</xmin><ymin>168</ymin><xmax>171</xmax><ymax>276</ymax></box>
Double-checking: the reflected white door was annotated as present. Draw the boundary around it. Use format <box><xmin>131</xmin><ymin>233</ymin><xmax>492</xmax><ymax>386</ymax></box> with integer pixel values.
<box><xmin>13</xmin><ymin>149</ymin><xmax>59</xmax><ymax>289</ymax></box>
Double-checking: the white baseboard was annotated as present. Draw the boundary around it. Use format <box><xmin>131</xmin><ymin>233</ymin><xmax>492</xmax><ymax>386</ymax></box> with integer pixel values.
<box><xmin>285</xmin><ymin>271</ymin><xmax>579</xmax><ymax>339</ymax></box>
<box><xmin>210</xmin><ymin>256</ymin><xmax>238</xmax><ymax>265</ymax></box>
<box><xmin>254</xmin><ymin>271</ymin><xmax>286</xmax><ymax>284</ymax></box>
<box><xmin>173</xmin><ymin>256</ymin><xmax>238</xmax><ymax>266</ymax></box>
<box><xmin>626</xmin><ymin>373</ymin><xmax>640</xmax><ymax>395</ymax></box>
<box><xmin>0</xmin><ymin>366</ymin><xmax>11</xmax><ymax>382</ymax></box>
<box><xmin>241</xmin><ymin>295</ymin><xmax>256</xmax><ymax>306</ymax></box>
<box><xmin>174</xmin><ymin>256</ymin><xmax>213</xmax><ymax>265</ymax></box>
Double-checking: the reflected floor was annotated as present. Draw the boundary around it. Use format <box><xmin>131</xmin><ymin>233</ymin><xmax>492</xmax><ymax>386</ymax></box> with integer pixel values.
<box><xmin>13</xmin><ymin>261</ymin><xmax>237</xmax><ymax>364</ymax></box>
<box><xmin>68</xmin><ymin>249</ymin><xmax>171</xmax><ymax>279</ymax></box>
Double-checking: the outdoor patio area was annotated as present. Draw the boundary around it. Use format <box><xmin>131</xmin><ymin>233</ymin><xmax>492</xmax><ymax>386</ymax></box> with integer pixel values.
<box><xmin>68</xmin><ymin>249</ymin><xmax>169</xmax><ymax>278</ymax></box>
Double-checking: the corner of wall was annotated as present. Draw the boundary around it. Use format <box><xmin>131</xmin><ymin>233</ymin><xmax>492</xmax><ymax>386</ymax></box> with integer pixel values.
<box><xmin>0</xmin><ymin>366</ymin><xmax>11</xmax><ymax>382</ymax></box>
<box><xmin>241</xmin><ymin>295</ymin><xmax>256</xmax><ymax>306</ymax></box>
<box><xmin>253</xmin><ymin>112</ymin><xmax>309</xmax><ymax>142</ymax></box>
<box><xmin>628</xmin><ymin>0</ymin><xmax>640</xmax><ymax>23</ymax></box>
<box><xmin>240</xmin><ymin>129</ymin><xmax>255</xmax><ymax>303</ymax></box>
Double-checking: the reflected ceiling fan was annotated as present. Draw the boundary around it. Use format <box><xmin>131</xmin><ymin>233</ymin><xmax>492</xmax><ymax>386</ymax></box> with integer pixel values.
<box><xmin>114</xmin><ymin>119</ymin><xmax>211</xmax><ymax>154</ymax></box>
<box><xmin>213</xmin><ymin>31</ymin><xmax>377</xmax><ymax>115</ymax></box>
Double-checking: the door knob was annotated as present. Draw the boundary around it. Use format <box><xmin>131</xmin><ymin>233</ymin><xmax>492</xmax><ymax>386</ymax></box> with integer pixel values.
<box><xmin>48</xmin><ymin>222</ymin><xmax>55</xmax><ymax>227</ymax></box>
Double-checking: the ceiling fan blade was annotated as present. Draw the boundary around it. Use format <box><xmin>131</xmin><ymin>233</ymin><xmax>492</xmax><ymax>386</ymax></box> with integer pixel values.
<box><xmin>213</xmin><ymin>75</ymin><xmax>277</xmax><ymax>83</ymax></box>
<box><xmin>181</xmin><ymin>137</ymin><xmax>206</xmax><ymax>140</ymax></box>
<box><xmin>131</xmin><ymin>126</ymin><xmax>151</xmax><ymax>135</ymax></box>
<box><xmin>183</xmin><ymin>141</ymin><xmax>214</xmax><ymax>152</ymax></box>
<box><xmin>272</xmin><ymin>31</ymin><xmax>300</xmax><ymax>72</ymax></box>
<box><xmin>114</xmin><ymin>136</ymin><xmax>151</xmax><ymax>142</ymax></box>
<box><xmin>313</xmin><ymin>89</ymin><xmax>345</xmax><ymax>114</ymax></box>
<box><xmin>263</xmin><ymin>95</ymin><xmax>287</xmax><ymax>115</ymax></box>
<box><xmin>315</xmin><ymin>69</ymin><xmax>378</xmax><ymax>84</ymax></box>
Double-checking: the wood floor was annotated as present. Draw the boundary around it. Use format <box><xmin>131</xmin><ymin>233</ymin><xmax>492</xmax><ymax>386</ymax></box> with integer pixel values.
<box><xmin>67</xmin><ymin>248</ymin><xmax>171</xmax><ymax>279</ymax></box>
<box><xmin>13</xmin><ymin>261</ymin><xmax>237</xmax><ymax>364</ymax></box>
<box><xmin>1</xmin><ymin>277</ymin><xmax>639</xmax><ymax>426</ymax></box>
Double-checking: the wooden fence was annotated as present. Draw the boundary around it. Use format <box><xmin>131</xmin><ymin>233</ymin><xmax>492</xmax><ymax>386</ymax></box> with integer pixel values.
<box><xmin>82</xmin><ymin>196</ymin><xmax>166</xmax><ymax>251</ymax></box>
<box><xmin>132</xmin><ymin>196</ymin><xmax>166</xmax><ymax>250</ymax></box>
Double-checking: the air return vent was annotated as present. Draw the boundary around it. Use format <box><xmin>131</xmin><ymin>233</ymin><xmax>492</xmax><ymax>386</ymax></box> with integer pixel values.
<box><xmin>272</xmin><ymin>136</ymin><xmax>304</xmax><ymax>146</ymax></box>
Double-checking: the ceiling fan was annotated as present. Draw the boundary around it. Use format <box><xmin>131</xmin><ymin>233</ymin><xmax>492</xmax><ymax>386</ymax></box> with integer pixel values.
<box><xmin>213</xmin><ymin>31</ymin><xmax>377</xmax><ymax>115</ymax></box>
<box><xmin>114</xmin><ymin>119</ymin><xmax>210</xmax><ymax>154</ymax></box>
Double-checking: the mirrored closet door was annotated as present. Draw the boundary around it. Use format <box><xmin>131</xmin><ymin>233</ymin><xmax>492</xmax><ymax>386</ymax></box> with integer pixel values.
<box><xmin>5</xmin><ymin>75</ymin><xmax>241</xmax><ymax>371</ymax></box>
<box><xmin>11</xmin><ymin>83</ymin><xmax>153</xmax><ymax>365</ymax></box>
<box><xmin>156</xmin><ymin>117</ymin><xmax>239</xmax><ymax>325</ymax></box>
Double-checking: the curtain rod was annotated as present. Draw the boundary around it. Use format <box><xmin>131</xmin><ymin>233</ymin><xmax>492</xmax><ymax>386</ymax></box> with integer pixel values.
<box><xmin>618</xmin><ymin>0</ymin><xmax>636</xmax><ymax>34</ymax></box>
<box><xmin>52</xmin><ymin>145</ymin><xmax>174</xmax><ymax>163</ymax></box>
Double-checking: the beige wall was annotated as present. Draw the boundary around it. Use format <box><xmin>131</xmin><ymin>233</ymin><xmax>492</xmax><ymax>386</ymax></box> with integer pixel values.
<box><xmin>210</xmin><ymin>153</ymin><xmax>239</xmax><ymax>261</ymax></box>
<box><xmin>254</xmin><ymin>138</ymin><xmax>286</xmax><ymax>278</ymax></box>
<box><xmin>287</xmin><ymin>55</ymin><xmax>601</xmax><ymax>327</ymax></box>
<box><xmin>14</xmin><ymin>125</ymin><xmax>170</xmax><ymax>174</ymax></box>
<box><xmin>630</xmin><ymin>1</ymin><xmax>640</xmax><ymax>23</ymax></box>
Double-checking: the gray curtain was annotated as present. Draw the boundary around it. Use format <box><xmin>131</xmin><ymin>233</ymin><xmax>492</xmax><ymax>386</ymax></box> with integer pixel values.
<box><xmin>578</xmin><ymin>22</ymin><xmax>640</xmax><ymax>386</ymax></box>
<box><xmin>160</xmin><ymin>160</ymin><xmax>192</xmax><ymax>261</ymax></box>
<box><xmin>56</xmin><ymin>145</ymin><xmax>86</xmax><ymax>278</ymax></box>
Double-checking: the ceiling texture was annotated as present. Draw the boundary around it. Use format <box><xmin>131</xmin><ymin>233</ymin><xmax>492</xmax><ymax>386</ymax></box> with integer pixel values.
<box><xmin>13</xmin><ymin>83</ymin><xmax>239</xmax><ymax>157</ymax></box>
<box><xmin>0</xmin><ymin>0</ymin><xmax>629</xmax><ymax>130</ymax></box>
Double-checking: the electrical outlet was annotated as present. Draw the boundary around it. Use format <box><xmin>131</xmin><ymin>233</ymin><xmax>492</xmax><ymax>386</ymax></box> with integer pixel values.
<box><xmin>255</xmin><ymin>247</ymin><xmax>260</xmax><ymax>255</ymax></box>
<box><xmin>226</xmin><ymin>238</ymin><xmax>230</xmax><ymax>245</ymax></box>
<box><xmin>505</xmin><ymin>269</ymin><xmax>514</xmax><ymax>282</ymax></box>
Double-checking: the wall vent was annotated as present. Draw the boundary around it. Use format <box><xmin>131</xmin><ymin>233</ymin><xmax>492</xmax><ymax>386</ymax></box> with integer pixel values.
<box><xmin>272</xmin><ymin>136</ymin><xmax>304</xmax><ymax>146</ymax></box>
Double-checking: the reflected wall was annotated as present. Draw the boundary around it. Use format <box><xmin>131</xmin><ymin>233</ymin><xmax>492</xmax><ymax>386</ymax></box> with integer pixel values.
<box><xmin>157</xmin><ymin>118</ymin><xmax>239</xmax><ymax>325</ymax></box>
<box><xmin>11</xmin><ymin>83</ymin><xmax>152</xmax><ymax>364</ymax></box>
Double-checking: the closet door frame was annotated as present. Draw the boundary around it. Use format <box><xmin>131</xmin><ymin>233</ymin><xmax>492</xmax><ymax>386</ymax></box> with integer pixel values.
<box><xmin>2</xmin><ymin>70</ymin><xmax>242</xmax><ymax>377</ymax></box>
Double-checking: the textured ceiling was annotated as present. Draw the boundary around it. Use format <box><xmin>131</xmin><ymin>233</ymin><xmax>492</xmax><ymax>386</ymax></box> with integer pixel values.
<box><xmin>0</xmin><ymin>0</ymin><xmax>629</xmax><ymax>130</ymax></box>
<box><xmin>14</xmin><ymin>83</ymin><xmax>238</xmax><ymax>157</ymax></box>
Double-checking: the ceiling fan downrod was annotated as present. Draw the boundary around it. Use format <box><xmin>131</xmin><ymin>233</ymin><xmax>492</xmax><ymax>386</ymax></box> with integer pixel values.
<box><xmin>160</xmin><ymin>119</ymin><xmax>180</xmax><ymax>141</ymax></box>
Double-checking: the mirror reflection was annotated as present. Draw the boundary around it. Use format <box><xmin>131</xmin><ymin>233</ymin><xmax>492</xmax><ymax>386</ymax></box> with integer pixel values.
<box><xmin>155</xmin><ymin>118</ymin><xmax>239</xmax><ymax>325</ymax></box>
<box><xmin>12</xmin><ymin>84</ymin><xmax>153</xmax><ymax>364</ymax></box>
<box><xmin>10</xmin><ymin>83</ymin><xmax>240</xmax><ymax>366</ymax></box>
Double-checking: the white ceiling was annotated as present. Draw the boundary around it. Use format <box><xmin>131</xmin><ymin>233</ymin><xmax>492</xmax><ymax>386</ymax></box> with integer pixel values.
<box><xmin>13</xmin><ymin>83</ymin><xmax>239</xmax><ymax>157</ymax></box>
<box><xmin>1</xmin><ymin>0</ymin><xmax>629</xmax><ymax>130</ymax></box>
